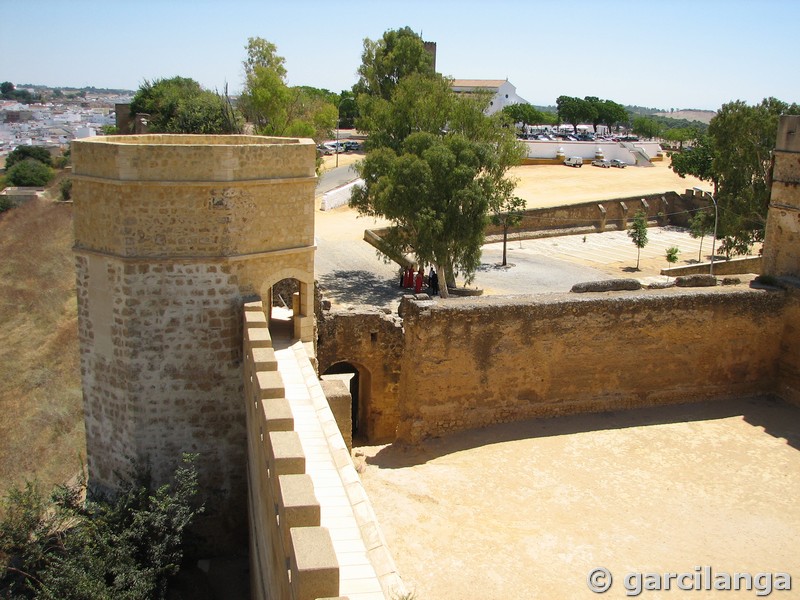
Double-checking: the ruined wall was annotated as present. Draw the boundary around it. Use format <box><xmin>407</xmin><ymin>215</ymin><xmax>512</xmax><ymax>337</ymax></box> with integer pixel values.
<box><xmin>484</xmin><ymin>192</ymin><xmax>679</xmax><ymax>237</ymax></box>
<box><xmin>395</xmin><ymin>287</ymin><xmax>786</xmax><ymax>442</ymax></box>
<box><xmin>72</xmin><ymin>134</ymin><xmax>316</xmax><ymax>550</ymax></box>
<box><xmin>316</xmin><ymin>308</ymin><xmax>404</xmax><ymax>441</ymax></box>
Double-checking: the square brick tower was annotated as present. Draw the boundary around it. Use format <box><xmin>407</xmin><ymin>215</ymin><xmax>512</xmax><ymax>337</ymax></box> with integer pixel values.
<box><xmin>71</xmin><ymin>135</ymin><xmax>316</xmax><ymax>549</ymax></box>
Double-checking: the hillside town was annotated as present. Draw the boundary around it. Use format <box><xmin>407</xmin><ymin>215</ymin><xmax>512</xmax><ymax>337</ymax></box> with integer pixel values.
<box><xmin>0</xmin><ymin>87</ymin><xmax>132</xmax><ymax>160</ymax></box>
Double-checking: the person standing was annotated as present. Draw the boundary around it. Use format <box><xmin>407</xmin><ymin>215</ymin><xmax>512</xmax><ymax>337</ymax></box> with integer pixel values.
<box><xmin>414</xmin><ymin>266</ymin><xmax>424</xmax><ymax>293</ymax></box>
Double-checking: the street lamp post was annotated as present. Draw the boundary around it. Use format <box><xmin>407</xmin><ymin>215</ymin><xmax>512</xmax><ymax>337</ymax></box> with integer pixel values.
<box><xmin>694</xmin><ymin>187</ymin><xmax>718</xmax><ymax>276</ymax></box>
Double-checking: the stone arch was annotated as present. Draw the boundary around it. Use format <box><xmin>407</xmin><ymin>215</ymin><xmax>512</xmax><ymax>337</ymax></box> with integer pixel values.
<box><xmin>260</xmin><ymin>267</ymin><xmax>314</xmax><ymax>341</ymax></box>
<box><xmin>322</xmin><ymin>360</ymin><xmax>372</xmax><ymax>443</ymax></box>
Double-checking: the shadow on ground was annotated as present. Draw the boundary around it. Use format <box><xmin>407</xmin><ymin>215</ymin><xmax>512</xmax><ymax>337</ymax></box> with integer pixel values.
<box><xmin>317</xmin><ymin>269</ymin><xmax>412</xmax><ymax>307</ymax></box>
<box><xmin>364</xmin><ymin>396</ymin><xmax>800</xmax><ymax>469</ymax></box>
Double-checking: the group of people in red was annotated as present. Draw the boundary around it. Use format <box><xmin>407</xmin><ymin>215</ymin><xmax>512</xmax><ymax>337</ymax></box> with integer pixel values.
<box><xmin>400</xmin><ymin>264</ymin><xmax>440</xmax><ymax>296</ymax></box>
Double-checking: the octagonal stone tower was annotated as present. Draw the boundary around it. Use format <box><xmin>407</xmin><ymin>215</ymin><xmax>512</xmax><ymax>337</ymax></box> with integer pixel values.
<box><xmin>71</xmin><ymin>134</ymin><xmax>316</xmax><ymax>548</ymax></box>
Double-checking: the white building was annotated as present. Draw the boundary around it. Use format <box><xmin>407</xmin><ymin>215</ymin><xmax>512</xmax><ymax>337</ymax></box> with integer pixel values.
<box><xmin>450</xmin><ymin>79</ymin><xmax>528</xmax><ymax>115</ymax></box>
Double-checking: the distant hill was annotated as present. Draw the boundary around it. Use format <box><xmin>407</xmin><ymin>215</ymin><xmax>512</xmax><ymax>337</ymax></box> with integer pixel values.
<box><xmin>651</xmin><ymin>110</ymin><xmax>716</xmax><ymax>124</ymax></box>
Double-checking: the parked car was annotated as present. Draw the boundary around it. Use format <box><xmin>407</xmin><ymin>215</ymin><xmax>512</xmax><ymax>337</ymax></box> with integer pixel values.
<box><xmin>564</xmin><ymin>156</ymin><xmax>583</xmax><ymax>167</ymax></box>
<box><xmin>609</xmin><ymin>159</ymin><xmax>627</xmax><ymax>168</ymax></box>
<box><xmin>343</xmin><ymin>141</ymin><xmax>362</xmax><ymax>151</ymax></box>
<box><xmin>591</xmin><ymin>159</ymin><xmax>611</xmax><ymax>168</ymax></box>
<box><xmin>323</xmin><ymin>141</ymin><xmax>347</xmax><ymax>154</ymax></box>
<box><xmin>316</xmin><ymin>144</ymin><xmax>333</xmax><ymax>156</ymax></box>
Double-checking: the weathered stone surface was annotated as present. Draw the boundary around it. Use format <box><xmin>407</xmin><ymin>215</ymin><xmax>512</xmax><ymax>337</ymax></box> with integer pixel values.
<box><xmin>394</xmin><ymin>288</ymin><xmax>786</xmax><ymax>442</ymax></box>
<box><xmin>73</xmin><ymin>134</ymin><xmax>317</xmax><ymax>553</ymax></box>
<box><xmin>675</xmin><ymin>274</ymin><xmax>717</xmax><ymax>287</ymax></box>
<box><xmin>571</xmin><ymin>278</ymin><xmax>642</xmax><ymax>292</ymax></box>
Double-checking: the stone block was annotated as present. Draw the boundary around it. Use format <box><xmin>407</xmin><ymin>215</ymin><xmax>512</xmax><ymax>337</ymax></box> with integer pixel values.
<box><xmin>246</xmin><ymin>327</ymin><xmax>272</xmax><ymax>349</ymax></box>
<box><xmin>261</xmin><ymin>397</ymin><xmax>293</xmax><ymax>432</ymax></box>
<box><xmin>244</xmin><ymin>310</ymin><xmax>268</xmax><ymax>328</ymax></box>
<box><xmin>277</xmin><ymin>474</ymin><xmax>320</xmax><ymax>552</ymax></box>
<box><xmin>571</xmin><ymin>279</ymin><xmax>642</xmax><ymax>293</ymax></box>
<box><xmin>256</xmin><ymin>370</ymin><xmax>284</xmax><ymax>400</ymax></box>
<box><xmin>675</xmin><ymin>274</ymin><xmax>717</xmax><ymax>287</ymax></box>
<box><xmin>289</xmin><ymin>527</ymin><xmax>339</xmax><ymax>600</ymax></box>
<box><xmin>267</xmin><ymin>431</ymin><xmax>305</xmax><ymax>477</ymax></box>
<box><xmin>251</xmin><ymin>346</ymin><xmax>277</xmax><ymax>371</ymax></box>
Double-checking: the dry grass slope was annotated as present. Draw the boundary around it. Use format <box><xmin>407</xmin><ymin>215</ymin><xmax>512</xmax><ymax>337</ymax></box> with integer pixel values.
<box><xmin>0</xmin><ymin>198</ymin><xmax>84</xmax><ymax>499</ymax></box>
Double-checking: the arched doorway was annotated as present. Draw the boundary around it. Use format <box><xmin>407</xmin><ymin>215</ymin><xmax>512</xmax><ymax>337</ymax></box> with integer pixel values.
<box><xmin>268</xmin><ymin>277</ymin><xmax>299</xmax><ymax>339</ymax></box>
<box><xmin>322</xmin><ymin>361</ymin><xmax>371</xmax><ymax>443</ymax></box>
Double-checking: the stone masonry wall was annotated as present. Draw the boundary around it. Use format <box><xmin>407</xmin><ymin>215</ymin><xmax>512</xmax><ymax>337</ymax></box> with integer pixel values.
<box><xmin>316</xmin><ymin>308</ymin><xmax>404</xmax><ymax>442</ymax></box>
<box><xmin>72</xmin><ymin>134</ymin><xmax>316</xmax><ymax>551</ymax></box>
<box><xmin>395</xmin><ymin>287</ymin><xmax>786</xmax><ymax>443</ymax></box>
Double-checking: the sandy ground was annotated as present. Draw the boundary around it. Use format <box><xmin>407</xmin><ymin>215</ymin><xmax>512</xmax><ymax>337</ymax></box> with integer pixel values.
<box><xmin>317</xmin><ymin>155</ymin><xmax>788</xmax><ymax>598</ymax></box>
<box><xmin>355</xmin><ymin>398</ymin><xmax>800</xmax><ymax>599</ymax></box>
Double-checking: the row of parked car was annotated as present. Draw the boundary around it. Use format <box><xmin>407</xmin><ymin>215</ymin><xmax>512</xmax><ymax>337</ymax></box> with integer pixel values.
<box><xmin>563</xmin><ymin>156</ymin><xmax>627</xmax><ymax>168</ymax></box>
<box><xmin>522</xmin><ymin>133</ymin><xmax>641</xmax><ymax>143</ymax></box>
<box><xmin>316</xmin><ymin>141</ymin><xmax>362</xmax><ymax>155</ymax></box>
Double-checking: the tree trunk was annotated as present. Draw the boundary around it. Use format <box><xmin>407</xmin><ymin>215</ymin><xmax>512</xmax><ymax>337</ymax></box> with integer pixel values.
<box><xmin>502</xmin><ymin>227</ymin><xmax>508</xmax><ymax>266</ymax></box>
<box><xmin>436</xmin><ymin>262</ymin><xmax>449</xmax><ymax>299</ymax></box>
<box><xmin>636</xmin><ymin>247</ymin><xmax>641</xmax><ymax>270</ymax></box>
<box><xmin>697</xmin><ymin>235</ymin><xmax>704</xmax><ymax>262</ymax></box>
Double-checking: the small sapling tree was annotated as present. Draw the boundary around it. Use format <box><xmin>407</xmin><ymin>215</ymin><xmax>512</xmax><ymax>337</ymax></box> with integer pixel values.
<box><xmin>689</xmin><ymin>209</ymin><xmax>714</xmax><ymax>262</ymax></box>
<box><xmin>627</xmin><ymin>210</ymin><xmax>649</xmax><ymax>270</ymax></box>
<box><xmin>490</xmin><ymin>193</ymin><xmax>526</xmax><ymax>267</ymax></box>
<box><xmin>665</xmin><ymin>246</ymin><xmax>680</xmax><ymax>278</ymax></box>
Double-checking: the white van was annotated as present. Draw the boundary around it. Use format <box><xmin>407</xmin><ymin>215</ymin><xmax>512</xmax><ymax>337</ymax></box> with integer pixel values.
<box><xmin>564</xmin><ymin>156</ymin><xmax>583</xmax><ymax>168</ymax></box>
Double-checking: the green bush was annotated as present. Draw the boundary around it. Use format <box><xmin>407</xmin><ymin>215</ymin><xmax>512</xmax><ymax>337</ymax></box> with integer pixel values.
<box><xmin>5</xmin><ymin>146</ymin><xmax>53</xmax><ymax>170</ymax></box>
<box><xmin>5</xmin><ymin>159</ymin><xmax>54</xmax><ymax>187</ymax></box>
<box><xmin>0</xmin><ymin>454</ymin><xmax>203</xmax><ymax>599</ymax></box>
<box><xmin>60</xmin><ymin>178</ymin><xmax>73</xmax><ymax>201</ymax></box>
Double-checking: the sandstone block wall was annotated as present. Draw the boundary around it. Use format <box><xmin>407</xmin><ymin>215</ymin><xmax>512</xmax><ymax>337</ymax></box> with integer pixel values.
<box><xmin>394</xmin><ymin>288</ymin><xmax>786</xmax><ymax>442</ymax></box>
<box><xmin>316</xmin><ymin>308</ymin><xmax>404</xmax><ymax>442</ymax></box>
<box><xmin>72</xmin><ymin>134</ymin><xmax>316</xmax><ymax>550</ymax></box>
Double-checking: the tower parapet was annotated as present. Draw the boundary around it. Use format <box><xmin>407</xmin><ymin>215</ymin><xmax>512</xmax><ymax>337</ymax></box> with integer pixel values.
<box><xmin>72</xmin><ymin>134</ymin><xmax>316</xmax><ymax>549</ymax></box>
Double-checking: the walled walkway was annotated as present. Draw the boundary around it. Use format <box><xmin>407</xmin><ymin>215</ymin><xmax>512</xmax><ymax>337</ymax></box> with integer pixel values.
<box><xmin>271</xmin><ymin>336</ymin><xmax>406</xmax><ymax>599</ymax></box>
<box><xmin>355</xmin><ymin>397</ymin><xmax>800</xmax><ymax>599</ymax></box>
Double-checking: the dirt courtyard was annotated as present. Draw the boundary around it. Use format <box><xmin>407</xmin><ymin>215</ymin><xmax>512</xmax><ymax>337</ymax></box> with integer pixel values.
<box><xmin>355</xmin><ymin>398</ymin><xmax>800</xmax><ymax>599</ymax></box>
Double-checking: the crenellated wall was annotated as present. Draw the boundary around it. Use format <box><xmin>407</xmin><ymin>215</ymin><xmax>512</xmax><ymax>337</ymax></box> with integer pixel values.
<box><xmin>243</xmin><ymin>300</ymin><xmax>404</xmax><ymax>600</ymax></box>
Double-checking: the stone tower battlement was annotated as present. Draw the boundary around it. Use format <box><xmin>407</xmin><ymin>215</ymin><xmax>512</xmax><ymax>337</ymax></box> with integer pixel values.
<box><xmin>72</xmin><ymin>134</ymin><xmax>317</xmax><ymax>549</ymax></box>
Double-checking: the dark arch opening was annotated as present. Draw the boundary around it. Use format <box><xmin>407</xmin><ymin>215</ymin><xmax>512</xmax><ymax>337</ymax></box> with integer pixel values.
<box><xmin>322</xmin><ymin>362</ymin><xmax>362</xmax><ymax>441</ymax></box>
<box><xmin>269</xmin><ymin>277</ymin><xmax>299</xmax><ymax>339</ymax></box>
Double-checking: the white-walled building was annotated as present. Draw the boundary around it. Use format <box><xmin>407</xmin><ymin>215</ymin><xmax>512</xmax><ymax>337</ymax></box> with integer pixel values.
<box><xmin>450</xmin><ymin>79</ymin><xmax>529</xmax><ymax>115</ymax></box>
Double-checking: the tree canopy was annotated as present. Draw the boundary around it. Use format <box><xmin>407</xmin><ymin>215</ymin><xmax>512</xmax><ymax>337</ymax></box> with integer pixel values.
<box><xmin>6</xmin><ymin>159</ymin><xmax>54</xmax><ymax>187</ymax></box>
<box><xmin>670</xmin><ymin>97</ymin><xmax>800</xmax><ymax>252</ymax></box>
<box><xmin>350</xmin><ymin>32</ymin><xmax>523</xmax><ymax>293</ymax></box>
<box><xmin>238</xmin><ymin>37</ymin><xmax>337</xmax><ymax>140</ymax></box>
<box><xmin>5</xmin><ymin>145</ymin><xmax>53</xmax><ymax>170</ymax></box>
<box><xmin>129</xmin><ymin>76</ymin><xmax>240</xmax><ymax>134</ymax></box>
<box><xmin>555</xmin><ymin>96</ymin><xmax>629</xmax><ymax>133</ymax></box>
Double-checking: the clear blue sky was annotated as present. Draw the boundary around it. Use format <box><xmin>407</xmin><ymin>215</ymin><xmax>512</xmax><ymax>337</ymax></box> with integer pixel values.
<box><xmin>5</xmin><ymin>0</ymin><xmax>798</xmax><ymax>110</ymax></box>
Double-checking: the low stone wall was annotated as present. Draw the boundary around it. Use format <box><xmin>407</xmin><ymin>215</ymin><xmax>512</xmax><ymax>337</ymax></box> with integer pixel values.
<box><xmin>484</xmin><ymin>191</ymin><xmax>682</xmax><ymax>238</ymax></box>
<box><xmin>394</xmin><ymin>286</ymin><xmax>787</xmax><ymax>442</ymax></box>
<box><xmin>661</xmin><ymin>256</ymin><xmax>763</xmax><ymax>277</ymax></box>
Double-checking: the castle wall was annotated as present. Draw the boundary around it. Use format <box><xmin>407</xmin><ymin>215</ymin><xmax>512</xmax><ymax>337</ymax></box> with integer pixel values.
<box><xmin>316</xmin><ymin>309</ymin><xmax>404</xmax><ymax>441</ymax></box>
<box><xmin>394</xmin><ymin>287</ymin><xmax>785</xmax><ymax>442</ymax></box>
<box><xmin>72</xmin><ymin>134</ymin><xmax>316</xmax><ymax>550</ymax></box>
